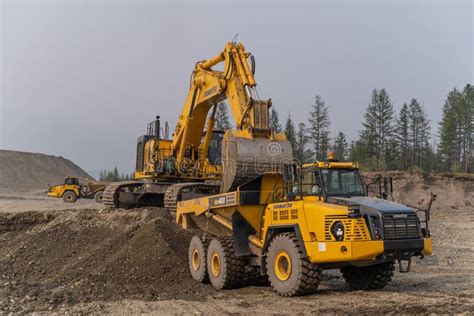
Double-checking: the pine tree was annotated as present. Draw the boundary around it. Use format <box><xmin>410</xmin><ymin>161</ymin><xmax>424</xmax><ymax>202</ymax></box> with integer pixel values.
<box><xmin>407</xmin><ymin>99</ymin><xmax>430</xmax><ymax>170</ymax></box>
<box><xmin>438</xmin><ymin>88</ymin><xmax>462</xmax><ymax>171</ymax></box>
<box><xmin>333</xmin><ymin>132</ymin><xmax>348</xmax><ymax>161</ymax></box>
<box><xmin>348</xmin><ymin>138</ymin><xmax>375</xmax><ymax>169</ymax></box>
<box><xmin>438</xmin><ymin>85</ymin><xmax>474</xmax><ymax>173</ymax></box>
<box><xmin>214</xmin><ymin>102</ymin><xmax>232</xmax><ymax>130</ymax></box>
<box><xmin>113</xmin><ymin>167</ymin><xmax>119</xmax><ymax>181</ymax></box>
<box><xmin>284</xmin><ymin>115</ymin><xmax>297</xmax><ymax>159</ymax></box>
<box><xmin>361</xmin><ymin>89</ymin><xmax>395</xmax><ymax>170</ymax></box>
<box><xmin>308</xmin><ymin>95</ymin><xmax>330</xmax><ymax>160</ymax></box>
<box><xmin>270</xmin><ymin>108</ymin><xmax>282</xmax><ymax>133</ymax></box>
<box><xmin>296</xmin><ymin>123</ymin><xmax>311</xmax><ymax>163</ymax></box>
<box><xmin>395</xmin><ymin>103</ymin><xmax>409</xmax><ymax>170</ymax></box>
<box><xmin>384</xmin><ymin>138</ymin><xmax>400</xmax><ymax>170</ymax></box>
<box><xmin>460</xmin><ymin>84</ymin><xmax>473</xmax><ymax>173</ymax></box>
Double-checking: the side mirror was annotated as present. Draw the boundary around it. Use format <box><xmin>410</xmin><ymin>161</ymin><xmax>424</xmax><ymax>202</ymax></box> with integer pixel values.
<box><xmin>283</xmin><ymin>163</ymin><xmax>297</xmax><ymax>182</ymax></box>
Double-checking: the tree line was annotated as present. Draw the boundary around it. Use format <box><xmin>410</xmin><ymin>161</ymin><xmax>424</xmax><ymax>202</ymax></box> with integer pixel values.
<box><xmin>264</xmin><ymin>84</ymin><xmax>472</xmax><ymax>173</ymax></box>
<box><xmin>99</xmin><ymin>167</ymin><xmax>134</xmax><ymax>182</ymax></box>
<box><xmin>108</xmin><ymin>85</ymin><xmax>472</xmax><ymax>177</ymax></box>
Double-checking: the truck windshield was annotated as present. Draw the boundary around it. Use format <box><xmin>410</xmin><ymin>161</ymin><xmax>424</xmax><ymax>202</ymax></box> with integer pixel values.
<box><xmin>65</xmin><ymin>178</ymin><xmax>78</xmax><ymax>185</ymax></box>
<box><xmin>320</xmin><ymin>168</ymin><xmax>365</xmax><ymax>197</ymax></box>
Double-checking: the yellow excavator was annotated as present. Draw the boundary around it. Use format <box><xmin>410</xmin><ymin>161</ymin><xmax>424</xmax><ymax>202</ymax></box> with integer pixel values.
<box><xmin>103</xmin><ymin>42</ymin><xmax>292</xmax><ymax>209</ymax></box>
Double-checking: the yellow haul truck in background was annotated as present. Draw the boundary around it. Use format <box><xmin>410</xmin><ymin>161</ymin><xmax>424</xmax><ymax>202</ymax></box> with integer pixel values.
<box><xmin>47</xmin><ymin>176</ymin><xmax>108</xmax><ymax>203</ymax></box>
<box><xmin>177</xmin><ymin>160</ymin><xmax>433</xmax><ymax>296</ymax></box>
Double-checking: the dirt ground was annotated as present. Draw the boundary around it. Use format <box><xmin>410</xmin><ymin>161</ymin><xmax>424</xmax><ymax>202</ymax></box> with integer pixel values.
<box><xmin>0</xmin><ymin>172</ymin><xmax>473</xmax><ymax>314</ymax></box>
<box><xmin>0</xmin><ymin>189</ymin><xmax>103</xmax><ymax>213</ymax></box>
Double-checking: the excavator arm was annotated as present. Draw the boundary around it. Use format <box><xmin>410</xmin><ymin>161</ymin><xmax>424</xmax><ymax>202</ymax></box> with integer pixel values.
<box><xmin>103</xmin><ymin>42</ymin><xmax>293</xmax><ymax>209</ymax></box>
<box><xmin>172</xmin><ymin>42</ymin><xmax>279</xmax><ymax>177</ymax></box>
<box><xmin>132</xmin><ymin>42</ymin><xmax>292</xmax><ymax>194</ymax></box>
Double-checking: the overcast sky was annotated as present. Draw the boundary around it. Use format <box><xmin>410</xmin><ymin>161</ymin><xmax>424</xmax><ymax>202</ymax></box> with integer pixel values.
<box><xmin>0</xmin><ymin>0</ymin><xmax>472</xmax><ymax>177</ymax></box>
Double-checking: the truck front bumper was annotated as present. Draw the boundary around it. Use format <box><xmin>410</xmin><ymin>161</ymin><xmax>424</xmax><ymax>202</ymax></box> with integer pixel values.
<box><xmin>306</xmin><ymin>237</ymin><xmax>432</xmax><ymax>264</ymax></box>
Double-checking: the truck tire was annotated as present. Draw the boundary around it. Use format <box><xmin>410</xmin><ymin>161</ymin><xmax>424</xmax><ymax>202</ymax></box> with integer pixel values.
<box><xmin>62</xmin><ymin>191</ymin><xmax>77</xmax><ymax>203</ymax></box>
<box><xmin>341</xmin><ymin>261</ymin><xmax>395</xmax><ymax>290</ymax></box>
<box><xmin>266</xmin><ymin>232</ymin><xmax>321</xmax><ymax>296</ymax></box>
<box><xmin>189</xmin><ymin>235</ymin><xmax>209</xmax><ymax>283</ymax></box>
<box><xmin>206</xmin><ymin>237</ymin><xmax>245</xmax><ymax>290</ymax></box>
<box><xmin>94</xmin><ymin>191</ymin><xmax>104</xmax><ymax>203</ymax></box>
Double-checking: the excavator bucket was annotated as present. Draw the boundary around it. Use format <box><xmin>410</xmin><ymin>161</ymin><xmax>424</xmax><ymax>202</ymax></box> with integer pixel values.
<box><xmin>221</xmin><ymin>130</ymin><xmax>293</xmax><ymax>192</ymax></box>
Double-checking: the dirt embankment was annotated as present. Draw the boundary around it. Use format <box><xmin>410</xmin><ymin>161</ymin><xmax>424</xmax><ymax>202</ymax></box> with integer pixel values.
<box><xmin>0</xmin><ymin>150</ymin><xmax>93</xmax><ymax>190</ymax></box>
<box><xmin>0</xmin><ymin>208</ymin><xmax>213</xmax><ymax>313</ymax></box>
<box><xmin>363</xmin><ymin>171</ymin><xmax>473</xmax><ymax>211</ymax></box>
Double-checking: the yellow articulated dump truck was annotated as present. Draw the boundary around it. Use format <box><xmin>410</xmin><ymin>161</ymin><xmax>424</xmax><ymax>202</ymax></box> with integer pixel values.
<box><xmin>176</xmin><ymin>160</ymin><xmax>433</xmax><ymax>296</ymax></box>
<box><xmin>47</xmin><ymin>176</ymin><xmax>108</xmax><ymax>203</ymax></box>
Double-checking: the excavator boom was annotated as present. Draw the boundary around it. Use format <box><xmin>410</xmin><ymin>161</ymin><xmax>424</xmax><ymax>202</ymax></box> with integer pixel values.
<box><xmin>171</xmin><ymin>42</ymin><xmax>292</xmax><ymax>191</ymax></box>
<box><xmin>103</xmin><ymin>42</ymin><xmax>292</xmax><ymax>208</ymax></box>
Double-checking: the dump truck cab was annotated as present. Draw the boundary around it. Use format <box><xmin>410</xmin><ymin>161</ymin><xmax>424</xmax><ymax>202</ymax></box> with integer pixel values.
<box><xmin>177</xmin><ymin>159</ymin><xmax>433</xmax><ymax>296</ymax></box>
<box><xmin>276</xmin><ymin>161</ymin><xmax>432</xmax><ymax>266</ymax></box>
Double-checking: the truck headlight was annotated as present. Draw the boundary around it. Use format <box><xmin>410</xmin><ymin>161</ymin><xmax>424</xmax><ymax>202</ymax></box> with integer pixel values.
<box><xmin>374</xmin><ymin>227</ymin><xmax>382</xmax><ymax>240</ymax></box>
<box><xmin>330</xmin><ymin>221</ymin><xmax>345</xmax><ymax>241</ymax></box>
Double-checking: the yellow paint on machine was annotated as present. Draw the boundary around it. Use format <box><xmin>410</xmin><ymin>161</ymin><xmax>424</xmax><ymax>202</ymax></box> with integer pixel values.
<box><xmin>47</xmin><ymin>184</ymin><xmax>80</xmax><ymax>198</ymax></box>
<box><xmin>304</xmin><ymin>240</ymin><xmax>384</xmax><ymax>263</ymax></box>
<box><xmin>176</xmin><ymin>166</ymin><xmax>433</xmax><ymax>271</ymax></box>
<box><xmin>422</xmin><ymin>238</ymin><xmax>433</xmax><ymax>255</ymax></box>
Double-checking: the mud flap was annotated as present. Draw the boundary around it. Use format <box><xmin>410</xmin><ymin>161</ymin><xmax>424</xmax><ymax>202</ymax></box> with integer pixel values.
<box><xmin>231</xmin><ymin>212</ymin><xmax>256</xmax><ymax>256</ymax></box>
<box><xmin>397</xmin><ymin>258</ymin><xmax>412</xmax><ymax>273</ymax></box>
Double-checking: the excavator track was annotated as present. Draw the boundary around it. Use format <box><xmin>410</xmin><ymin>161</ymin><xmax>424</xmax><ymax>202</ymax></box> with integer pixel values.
<box><xmin>102</xmin><ymin>181</ymin><xmax>143</xmax><ymax>208</ymax></box>
<box><xmin>164</xmin><ymin>182</ymin><xmax>220</xmax><ymax>213</ymax></box>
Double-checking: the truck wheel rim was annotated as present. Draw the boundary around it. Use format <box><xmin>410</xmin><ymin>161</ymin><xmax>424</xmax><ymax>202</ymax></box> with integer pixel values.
<box><xmin>211</xmin><ymin>252</ymin><xmax>221</xmax><ymax>277</ymax></box>
<box><xmin>66</xmin><ymin>195</ymin><xmax>72</xmax><ymax>201</ymax></box>
<box><xmin>192</xmin><ymin>249</ymin><xmax>200</xmax><ymax>271</ymax></box>
<box><xmin>274</xmin><ymin>251</ymin><xmax>291</xmax><ymax>281</ymax></box>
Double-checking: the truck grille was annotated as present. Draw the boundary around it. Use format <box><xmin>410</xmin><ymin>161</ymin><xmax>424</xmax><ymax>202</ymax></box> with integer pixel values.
<box><xmin>383</xmin><ymin>213</ymin><xmax>419</xmax><ymax>240</ymax></box>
